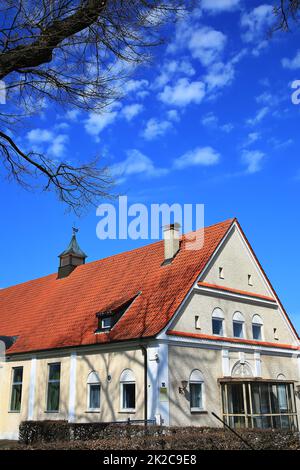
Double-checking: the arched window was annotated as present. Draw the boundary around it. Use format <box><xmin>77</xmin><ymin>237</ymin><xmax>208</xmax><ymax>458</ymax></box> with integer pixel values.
<box><xmin>120</xmin><ymin>369</ymin><xmax>136</xmax><ymax>411</ymax></box>
<box><xmin>212</xmin><ymin>308</ymin><xmax>224</xmax><ymax>336</ymax></box>
<box><xmin>252</xmin><ymin>314</ymin><xmax>263</xmax><ymax>341</ymax></box>
<box><xmin>87</xmin><ymin>371</ymin><xmax>101</xmax><ymax>411</ymax></box>
<box><xmin>189</xmin><ymin>369</ymin><xmax>204</xmax><ymax>411</ymax></box>
<box><xmin>232</xmin><ymin>311</ymin><xmax>245</xmax><ymax>338</ymax></box>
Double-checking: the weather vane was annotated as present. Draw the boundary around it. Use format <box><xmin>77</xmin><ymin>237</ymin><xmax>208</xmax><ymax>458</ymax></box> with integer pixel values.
<box><xmin>72</xmin><ymin>224</ymin><xmax>79</xmax><ymax>235</ymax></box>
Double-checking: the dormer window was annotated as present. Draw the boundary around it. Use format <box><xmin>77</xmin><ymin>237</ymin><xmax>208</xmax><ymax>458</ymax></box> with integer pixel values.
<box><xmin>95</xmin><ymin>294</ymin><xmax>139</xmax><ymax>334</ymax></box>
<box><xmin>101</xmin><ymin>316</ymin><xmax>112</xmax><ymax>330</ymax></box>
<box><xmin>96</xmin><ymin>312</ymin><xmax>113</xmax><ymax>332</ymax></box>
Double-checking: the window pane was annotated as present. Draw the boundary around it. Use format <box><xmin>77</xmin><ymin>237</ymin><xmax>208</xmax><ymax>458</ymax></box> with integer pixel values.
<box><xmin>212</xmin><ymin>318</ymin><xmax>223</xmax><ymax>336</ymax></box>
<box><xmin>251</xmin><ymin>383</ymin><xmax>261</xmax><ymax>414</ymax></box>
<box><xmin>252</xmin><ymin>324</ymin><xmax>262</xmax><ymax>340</ymax></box>
<box><xmin>10</xmin><ymin>384</ymin><xmax>22</xmax><ymax>411</ymax></box>
<box><xmin>47</xmin><ymin>382</ymin><xmax>60</xmax><ymax>411</ymax></box>
<box><xmin>122</xmin><ymin>383</ymin><xmax>135</xmax><ymax>409</ymax></box>
<box><xmin>228</xmin><ymin>384</ymin><xmax>245</xmax><ymax>414</ymax></box>
<box><xmin>270</xmin><ymin>385</ymin><xmax>279</xmax><ymax>413</ymax></box>
<box><xmin>89</xmin><ymin>384</ymin><xmax>101</xmax><ymax>409</ymax></box>
<box><xmin>49</xmin><ymin>363</ymin><xmax>61</xmax><ymax>381</ymax></box>
<box><xmin>190</xmin><ymin>383</ymin><xmax>202</xmax><ymax>409</ymax></box>
<box><xmin>229</xmin><ymin>416</ymin><xmax>246</xmax><ymax>429</ymax></box>
<box><xmin>102</xmin><ymin>317</ymin><xmax>111</xmax><ymax>329</ymax></box>
<box><xmin>233</xmin><ymin>321</ymin><xmax>243</xmax><ymax>338</ymax></box>
<box><xmin>277</xmin><ymin>384</ymin><xmax>288</xmax><ymax>412</ymax></box>
<box><xmin>13</xmin><ymin>367</ymin><xmax>23</xmax><ymax>384</ymax></box>
<box><xmin>260</xmin><ymin>384</ymin><xmax>271</xmax><ymax>413</ymax></box>
<box><xmin>10</xmin><ymin>367</ymin><xmax>23</xmax><ymax>412</ymax></box>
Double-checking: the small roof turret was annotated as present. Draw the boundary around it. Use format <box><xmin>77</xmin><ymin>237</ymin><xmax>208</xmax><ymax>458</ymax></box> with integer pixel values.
<box><xmin>57</xmin><ymin>228</ymin><xmax>87</xmax><ymax>279</ymax></box>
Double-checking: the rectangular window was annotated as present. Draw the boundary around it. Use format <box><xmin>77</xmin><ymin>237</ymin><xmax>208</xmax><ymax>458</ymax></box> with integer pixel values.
<box><xmin>10</xmin><ymin>367</ymin><xmax>23</xmax><ymax>412</ymax></box>
<box><xmin>101</xmin><ymin>317</ymin><xmax>112</xmax><ymax>329</ymax></box>
<box><xmin>248</xmin><ymin>274</ymin><xmax>253</xmax><ymax>286</ymax></box>
<box><xmin>89</xmin><ymin>384</ymin><xmax>101</xmax><ymax>410</ymax></box>
<box><xmin>219</xmin><ymin>267</ymin><xmax>224</xmax><ymax>279</ymax></box>
<box><xmin>190</xmin><ymin>383</ymin><xmax>203</xmax><ymax>410</ymax></box>
<box><xmin>122</xmin><ymin>383</ymin><xmax>136</xmax><ymax>410</ymax></box>
<box><xmin>47</xmin><ymin>363</ymin><xmax>61</xmax><ymax>412</ymax></box>
<box><xmin>212</xmin><ymin>318</ymin><xmax>223</xmax><ymax>336</ymax></box>
<box><xmin>222</xmin><ymin>382</ymin><xmax>297</xmax><ymax>430</ymax></box>
<box><xmin>252</xmin><ymin>324</ymin><xmax>262</xmax><ymax>340</ymax></box>
<box><xmin>233</xmin><ymin>321</ymin><xmax>244</xmax><ymax>338</ymax></box>
<box><xmin>195</xmin><ymin>315</ymin><xmax>201</xmax><ymax>330</ymax></box>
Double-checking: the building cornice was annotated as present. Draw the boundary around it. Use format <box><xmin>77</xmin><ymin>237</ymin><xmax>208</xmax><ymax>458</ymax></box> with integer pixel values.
<box><xmin>167</xmin><ymin>330</ymin><xmax>300</xmax><ymax>353</ymax></box>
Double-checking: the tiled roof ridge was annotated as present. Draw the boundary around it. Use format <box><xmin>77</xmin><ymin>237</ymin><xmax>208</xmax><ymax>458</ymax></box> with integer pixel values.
<box><xmin>0</xmin><ymin>218</ymin><xmax>235</xmax><ymax>293</ymax></box>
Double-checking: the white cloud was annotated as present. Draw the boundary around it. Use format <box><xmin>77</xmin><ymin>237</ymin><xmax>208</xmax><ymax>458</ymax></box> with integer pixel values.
<box><xmin>174</xmin><ymin>146</ymin><xmax>220</xmax><ymax>169</ymax></box>
<box><xmin>201</xmin><ymin>112</ymin><xmax>234</xmax><ymax>132</ymax></box>
<box><xmin>167</xmin><ymin>109</ymin><xmax>180</xmax><ymax>122</ymax></box>
<box><xmin>159</xmin><ymin>78</ymin><xmax>206</xmax><ymax>107</ymax></box>
<box><xmin>154</xmin><ymin>59</ymin><xmax>195</xmax><ymax>88</ymax></box>
<box><xmin>84</xmin><ymin>110</ymin><xmax>118</xmax><ymax>138</ymax></box>
<box><xmin>241</xmin><ymin>5</ymin><xmax>274</xmax><ymax>43</ymax></box>
<box><xmin>204</xmin><ymin>61</ymin><xmax>235</xmax><ymax>91</ymax></box>
<box><xmin>242</xmin><ymin>150</ymin><xmax>265</xmax><ymax>173</ymax></box>
<box><xmin>242</xmin><ymin>132</ymin><xmax>260</xmax><ymax>148</ymax></box>
<box><xmin>27</xmin><ymin>128</ymin><xmax>53</xmax><ymax>144</ymax></box>
<box><xmin>142</xmin><ymin>118</ymin><xmax>172</xmax><ymax>140</ymax></box>
<box><xmin>202</xmin><ymin>112</ymin><xmax>219</xmax><ymax>127</ymax></box>
<box><xmin>54</xmin><ymin>122</ymin><xmax>70</xmax><ymax>131</ymax></box>
<box><xmin>26</xmin><ymin>128</ymin><xmax>68</xmax><ymax>158</ymax></box>
<box><xmin>123</xmin><ymin>79</ymin><xmax>149</xmax><ymax>94</ymax></box>
<box><xmin>48</xmin><ymin>134</ymin><xmax>69</xmax><ymax>158</ymax></box>
<box><xmin>66</xmin><ymin>109</ymin><xmax>81</xmax><ymax>121</ymax></box>
<box><xmin>188</xmin><ymin>27</ymin><xmax>227</xmax><ymax>66</ymax></box>
<box><xmin>201</xmin><ymin>0</ymin><xmax>241</xmax><ymax>12</ymax></box>
<box><xmin>122</xmin><ymin>103</ymin><xmax>144</xmax><ymax>121</ymax></box>
<box><xmin>282</xmin><ymin>50</ymin><xmax>300</xmax><ymax>70</ymax></box>
<box><xmin>111</xmin><ymin>149</ymin><xmax>168</xmax><ymax>180</ymax></box>
<box><xmin>247</xmin><ymin>106</ymin><xmax>269</xmax><ymax>126</ymax></box>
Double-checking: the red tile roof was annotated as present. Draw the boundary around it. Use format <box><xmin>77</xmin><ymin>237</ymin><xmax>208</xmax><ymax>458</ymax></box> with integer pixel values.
<box><xmin>197</xmin><ymin>282</ymin><xmax>276</xmax><ymax>302</ymax></box>
<box><xmin>167</xmin><ymin>330</ymin><xmax>300</xmax><ymax>351</ymax></box>
<box><xmin>0</xmin><ymin>219</ymin><xmax>235</xmax><ymax>354</ymax></box>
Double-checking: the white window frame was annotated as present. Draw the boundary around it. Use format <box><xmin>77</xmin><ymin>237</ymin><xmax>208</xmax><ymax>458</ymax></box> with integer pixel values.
<box><xmin>120</xmin><ymin>369</ymin><xmax>136</xmax><ymax>412</ymax></box>
<box><xmin>189</xmin><ymin>369</ymin><xmax>205</xmax><ymax>412</ymax></box>
<box><xmin>232</xmin><ymin>311</ymin><xmax>245</xmax><ymax>339</ymax></box>
<box><xmin>101</xmin><ymin>317</ymin><xmax>112</xmax><ymax>330</ymax></box>
<box><xmin>212</xmin><ymin>308</ymin><xmax>225</xmax><ymax>336</ymax></box>
<box><xmin>87</xmin><ymin>371</ymin><xmax>101</xmax><ymax>412</ymax></box>
<box><xmin>252</xmin><ymin>314</ymin><xmax>263</xmax><ymax>341</ymax></box>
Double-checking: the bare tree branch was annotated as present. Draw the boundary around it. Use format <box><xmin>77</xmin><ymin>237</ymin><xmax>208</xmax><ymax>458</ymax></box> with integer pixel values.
<box><xmin>273</xmin><ymin>0</ymin><xmax>300</xmax><ymax>32</ymax></box>
<box><xmin>0</xmin><ymin>0</ymin><xmax>185</xmax><ymax>213</ymax></box>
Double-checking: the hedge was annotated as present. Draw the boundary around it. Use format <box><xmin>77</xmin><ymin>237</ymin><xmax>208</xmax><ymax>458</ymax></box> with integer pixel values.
<box><xmin>19</xmin><ymin>421</ymin><xmax>300</xmax><ymax>450</ymax></box>
<box><xmin>19</xmin><ymin>421</ymin><xmax>165</xmax><ymax>445</ymax></box>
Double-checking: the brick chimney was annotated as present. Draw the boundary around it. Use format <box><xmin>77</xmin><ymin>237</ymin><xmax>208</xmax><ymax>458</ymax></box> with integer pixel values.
<box><xmin>163</xmin><ymin>223</ymin><xmax>181</xmax><ymax>264</ymax></box>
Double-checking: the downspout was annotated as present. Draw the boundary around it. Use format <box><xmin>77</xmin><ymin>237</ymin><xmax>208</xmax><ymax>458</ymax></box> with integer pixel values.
<box><xmin>140</xmin><ymin>345</ymin><xmax>148</xmax><ymax>426</ymax></box>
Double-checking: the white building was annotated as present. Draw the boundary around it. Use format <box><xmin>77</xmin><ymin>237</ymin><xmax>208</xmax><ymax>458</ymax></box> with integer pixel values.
<box><xmin>0</xmin><ymin>218</ymin><xmax>299</xmax><ymax>439</ymax></box>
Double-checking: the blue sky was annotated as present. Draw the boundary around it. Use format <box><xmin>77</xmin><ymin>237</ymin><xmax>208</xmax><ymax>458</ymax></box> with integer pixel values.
<box><xmin>1</xmin><ymin>0</ymin><xmax>300</xmax><ymax>332</ymax></box>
